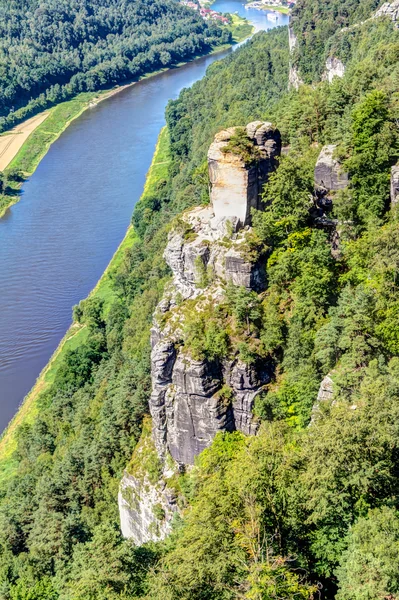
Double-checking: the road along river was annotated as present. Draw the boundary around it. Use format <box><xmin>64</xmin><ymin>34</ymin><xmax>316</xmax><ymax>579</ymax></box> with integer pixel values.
<box><xmin>0</xmin><ymin>0</ymin><xmax>288</xmax><ymax>432</ymax></box>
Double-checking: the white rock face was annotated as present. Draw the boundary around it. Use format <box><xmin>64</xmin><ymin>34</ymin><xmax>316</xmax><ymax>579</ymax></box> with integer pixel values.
<box><xmin>288</xmin><ymin>26</ymin><xmax>303</xmax><ymax>90</ymax></box>
<box><xmin>322</xmin><ymin>56</ymin><xmax>346</xmax><ymax>83</ymax></box>
<box><xmin>288</xmin><ymin>25</ymin><xmax>298</xmax><ymax>52</ymax></box>
<box><xmin>288</xmin><ymin>65</ymin><xmax>304</xmax><ymax>90</ymax></box>
<box><xmin>119</xmin><ymin>472</ymin><xmax>178</xmax><ymax>545</ymax></box>
<box><xmin>374</xmin><ymin>0</ymin><xmax>399</xmax><ymax>21</ymax></box>
<box><xmin>310</xmin><ymin>375</ymin><xmax>334</xmax><ymax>424</ymax></box>
<box><xmin>391</xmin><ymin>165</ymin><xmax>399</xmax><ymax>205</ymax></box>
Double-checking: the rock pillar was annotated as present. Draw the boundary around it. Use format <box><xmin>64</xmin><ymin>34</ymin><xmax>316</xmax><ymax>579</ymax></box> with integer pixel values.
<box><xmin>207</xmin><ymin>122</ymin><xmax>281</xmax><ymax>225</ymax></box>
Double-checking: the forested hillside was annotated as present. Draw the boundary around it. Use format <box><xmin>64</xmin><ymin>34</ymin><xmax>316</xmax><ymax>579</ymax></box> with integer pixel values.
<box><xmin>290</xmin><ymin>0</ymin><xmax>380</xmax><ymax>80</ymax></box>
<box><xmin>0</xmin><ymin>0</ymin><xmax>226</xmax><ymax>131</ymax></box>
<box><xmin>1</xmin><ymin>0</ymin><xmax>399</xmax><ymax>596</ymax></box>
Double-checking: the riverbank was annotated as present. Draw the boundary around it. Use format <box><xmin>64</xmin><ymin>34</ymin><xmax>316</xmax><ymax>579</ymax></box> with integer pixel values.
<box><xmin>0</xmin><ymin>126</ymin><xmax>170</xmax><ymax>486</ymax></box>
<box><xmin>0</xmin><ymin>16</ymin><xmax>252</xmax><ymax>219</ymax></box>
<box><xmin>246</xmin><ymin>2</ymin><xmax>289</xmax><ymax>13</ymax></box>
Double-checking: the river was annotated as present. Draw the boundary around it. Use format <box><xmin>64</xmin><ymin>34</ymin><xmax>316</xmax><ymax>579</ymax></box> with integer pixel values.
<box><xmin>0</xmin><ymin>0</ymin><xmax>288</xmax><ymax>432</ymax></box>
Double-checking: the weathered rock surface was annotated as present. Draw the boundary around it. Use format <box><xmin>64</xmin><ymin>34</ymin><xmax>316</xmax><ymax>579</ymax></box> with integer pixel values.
<box><xmin>288</xmin><ymin>25</ymin><xmax>298</xmax><ymax>52</ymax></box>
<box><xmin>314</xmin><ymin>145</ymin><xmax>349</xmax><ymax>191</ymax></box>
<box><xmin>208</xmin><ymin>122</ymin><xmax>281</xmax><ymax>225</ymax></box>
<box><xmin>164</xmin><ymin>206</ymin><xmax>266</xmax><ymax>301</ymax></box>
<box><xmin>288</xmin><ymin>26</ymin><xmax>303</xmax><ymax>90</ymax></box>
<box><xmin>391</xmin><ymin>165</ymin><xmax>399</xmax><ymax>205</ymax></box>
<box><xmin>119</xmin><ymin>472</ymin><xmax>178</xmax><ymax>545</ymax></box>
<box><xmin>322</xmin><ymin>56</ymin><xmax>345</xmax><ymax>83</ymax></box>
<box><xmin>310</xmin><ymin>374</ymin><xmax>335</xmax><ymax>424</ymax></box>
<box><xmin>288</xmin><ymin>65</ymin><xmax>304</xmax><ymax>91</ymax></box>
<box><xmin>150</xmin><ymin>202</ymin><xmax>271</xmax><ymax>465</ymax></box>
<box><xmin>374</xmin><ymin>0</ymin><xmax>399</xmax><ymax>21</ymax></box>
<box><xmin>150</xmin><ymin>344</ymin><xmax>269</xmax><ymax>465</ymax></box>
<box><xmin>120</xmin><ymin>123</ymin><xmax>277</xmax><ymax>545</ymax></box>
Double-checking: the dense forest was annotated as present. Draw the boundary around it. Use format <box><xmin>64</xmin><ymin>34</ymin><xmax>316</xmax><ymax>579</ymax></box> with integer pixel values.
<box><xmin>0</xmin><ymin>0</ymin><xmax>227</xmax><ymax>131</ymax></box>
<box><xmin>290</xmin><ymin>0</ymin><xmax>381</xmax><ymax>81</ymax></box>
<box><xmin>1</xmin><ymin>0</ymin><xmax>399</xmax><ymax>597</ymax></box>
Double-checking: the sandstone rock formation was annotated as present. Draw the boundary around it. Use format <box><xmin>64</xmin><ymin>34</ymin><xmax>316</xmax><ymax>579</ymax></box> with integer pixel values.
<box><xmin>119</xmin><ymin>471</ymin><xmax>178</xmax><ymax>544</ymax></box>
<box><xmin>150</xmin><ymin>204</ymin><xmax>271</xmax><ymax>465</ymax></box>
<box><xmin>288</xmin><ymin>25</ymin><xmax>304</xmax><ymax>90</ymax></box>
<box><xmin>374</xmin><ymin>0</ymin><xmax>399</xmax><ymax>22</ymax></box>
<box><xmin>322</xmin><ymin>56</ymin><xmax>346</xmax><ymax>83</ymax></box>
<box><xmin>310</xmin><ymin>374</ymin><xmax>334</xmax><ymax>424</ymax></box>
<box><xmin>120</xmin><ymin>123</ymin><xmax>278</xmax><ymax>545</ymax></box>
<box><xmin>314</xmin><ymin>145</ymin><xmax>349</xmax><ymax>192</ymax></box>
<box><xmin>391</xmin><ymin>165</ymin><xmax>399</xmax><ymax>205</ymax></box>
<box><xmin>118</xmin><ymin>418</ymin><xmax>179</xmax><ymax>546</ymax></box>
<box><xmin>208</xmin><ymin>122</ymin><xmax>281</xmax><ymax>225</ymax></box>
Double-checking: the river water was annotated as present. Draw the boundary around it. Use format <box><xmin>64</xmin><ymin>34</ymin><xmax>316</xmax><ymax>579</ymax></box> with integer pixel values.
<box><xmin>0</xmin><ymin>0</ymin><xmax>288</xmax><ymax>432</ymax></box>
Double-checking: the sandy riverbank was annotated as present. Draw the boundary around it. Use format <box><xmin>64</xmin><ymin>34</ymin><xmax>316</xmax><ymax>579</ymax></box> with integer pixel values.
<box><xmin>0</xmin><ymin>112</ymin><xmax>50</xmax><ymax>171</ymax></box>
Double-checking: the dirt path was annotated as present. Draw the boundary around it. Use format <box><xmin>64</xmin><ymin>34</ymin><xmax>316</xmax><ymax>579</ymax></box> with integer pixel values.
<box><xmin>0</xmin><ymin>112</ymin><xmax>49</xmax><ymax>171</ymax></box>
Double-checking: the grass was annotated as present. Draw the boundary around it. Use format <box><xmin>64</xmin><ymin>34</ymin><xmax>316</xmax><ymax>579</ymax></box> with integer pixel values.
<box><xmin>0</xmin><ymin>18</ymin><xmax>252</xmax><ymax>219</ymax></box>
<box><xmin>0</xmin><ymin>126</ymin><xmax>171</xmax><ymax>486</ymax></box>
<box><xmin>254</xmin><ymin>3</ymin><xmax>290</xmax><ymax>13</ymax></box>
<box><xmin>8</xmin><ymin>93</ymin><xmax>97</xmax><ymax>175</ymax></box>
<box><xmin>0</xmin><ymin>93</ymin><xmax>99</xmax><ymax>217</ymax></box>
<box><xmin>230</xmin><ymin>14</ymin><xmax>254</xmax><ymax>42</ymax></box>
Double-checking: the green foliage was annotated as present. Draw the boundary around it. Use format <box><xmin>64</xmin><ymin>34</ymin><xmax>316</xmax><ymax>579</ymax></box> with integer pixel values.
<box><xmin>146</xmin><ymin>427</ymin><xmax>317</xmax><ymax>599</ymax></box>
<box><xmin>336</xmin><ymin>507</ymin><xmax>399</xmax><ymax>600</ymax></box>
<box><xmin>0</xmin><ymin>0</ymin><xmax>225</xmax><ymax>131</ymax></box>
<box><xmin>182</xmin><ymin>301</ymin><xmax>230</xmax><ymax>361</ymax></box>
<box><xmin>343</xmin><ymin>90</ymin><xmax>399</xmax><ymax>224</ymax></box>
<box><xmin>222</xmin><ymin>127</ymin><xmax>261</xmax><ymax>164</ymax></box>
<box><xmin>9</xmin><ymin>578</ymin><xmax>58</xmax><ymax>600</ymax></box>
<box><xmin>290</xmin><ymin>0</ymin><xmax>381</xmax><ymax>82</ymax></box>
<box><xmin>4</xmin><ymin>4</ymin><xmax>399</xmax><ymax>598</ymax></box>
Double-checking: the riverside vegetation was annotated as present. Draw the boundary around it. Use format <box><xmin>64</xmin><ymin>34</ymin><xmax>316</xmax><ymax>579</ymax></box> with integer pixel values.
<box><xmin>0</xmin><ymin>6</ymin><xmax>250</xmax><ymax>217</ymax></box>
<box><xmin>1</xmin><ymin>0</ymin><xmax>399</xmax><ymax>598</ymax></box>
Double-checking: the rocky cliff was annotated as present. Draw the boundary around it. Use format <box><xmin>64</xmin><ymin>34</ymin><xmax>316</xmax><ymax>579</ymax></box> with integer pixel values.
<box><xmin>119</xmin><ymin>123</ymin><xmax>279</xmax><ymax>545</ymax></box>
<box><xmin>150</xmin><ymin>205</ymin><xmax>271</xmax><ymax>466</ymax></box>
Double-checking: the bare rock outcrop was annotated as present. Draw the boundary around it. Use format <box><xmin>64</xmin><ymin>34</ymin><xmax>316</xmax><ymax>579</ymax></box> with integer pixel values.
<box><xmin>120</xmin><ymin>123</ymin><xmax>278</xmax><ymax>545</ymax></box>
<box><xmin>288</xmin><ymin>25</ymin><xmax>303</xmax><ymax>90</ymax></box>
<box><xmin>314</xmin><ymin>145</ymin><xmax>349</xmax><ymax>192</ymax></box>
<box><xmin>374</xmin><ymin>0</ymin><xmax>399</xmax><ymax>22</ymax></box>
<box><xmin>118</xmin><ymin>418</ymin><xmax>179</xmax><ymax>545</ymax></box>
<box><xmin>150</xmin><ymin>203</ymin><xmax>271</xmax><ymax>466</ymax></box>
<box><xmin>288</xmin><ymin>66</ymin><xmax>303</xmax><ymax>91</ymax></box>
<box><xmin>119</xmin><ymin>472</ymin><xmax>178</xmax><ymax>545</ymax></box>
<box><xmin>310</xmin><ymin>374</ymin><xmax>335</xmax><ymax>424</ymax></box>
<box><xmin>208</xmin><ymin>122</ymin><xmax>281</xmax><ymax>225</ymax></box>
<box><xmin>164</xmin><ymin>205</ymin><xmax>266</xmax><ymax>301</ymax></box>
<box><xmin>391</xmin><ymin>164</ymin><xmax>399</xmax><ymax>205</ymax></box>
<box><xmin>322</xmin><ymin>56</ymin><xmax>346</xmax><ymax>83</ymax></box>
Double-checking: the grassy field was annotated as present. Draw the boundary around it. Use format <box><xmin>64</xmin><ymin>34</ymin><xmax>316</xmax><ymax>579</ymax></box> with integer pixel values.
<box><xmin>259</xmin><ymin>4</ymin><xmax>290</xmax><ymax>13</ymax></box>
<box><xmin>0</xmin><ymin>127</ymin><xmax>170</xmax><ymax>486</ymax></box>
<box><xmin>230</xmin><ymin>14</ymin><xmax>254</xmax><ymax>42</ymax></box>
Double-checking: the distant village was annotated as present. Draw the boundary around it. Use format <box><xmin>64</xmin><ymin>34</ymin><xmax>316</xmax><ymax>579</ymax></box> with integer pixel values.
<box><xmin>180</xmin><ymin>0</ymin><xmax>230</xmax><ymax>24</ymax></box>
<box><xmin>180</xmin><ymin>0</ymin><xmax>296</xmax><ymax>21</ymax></box>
